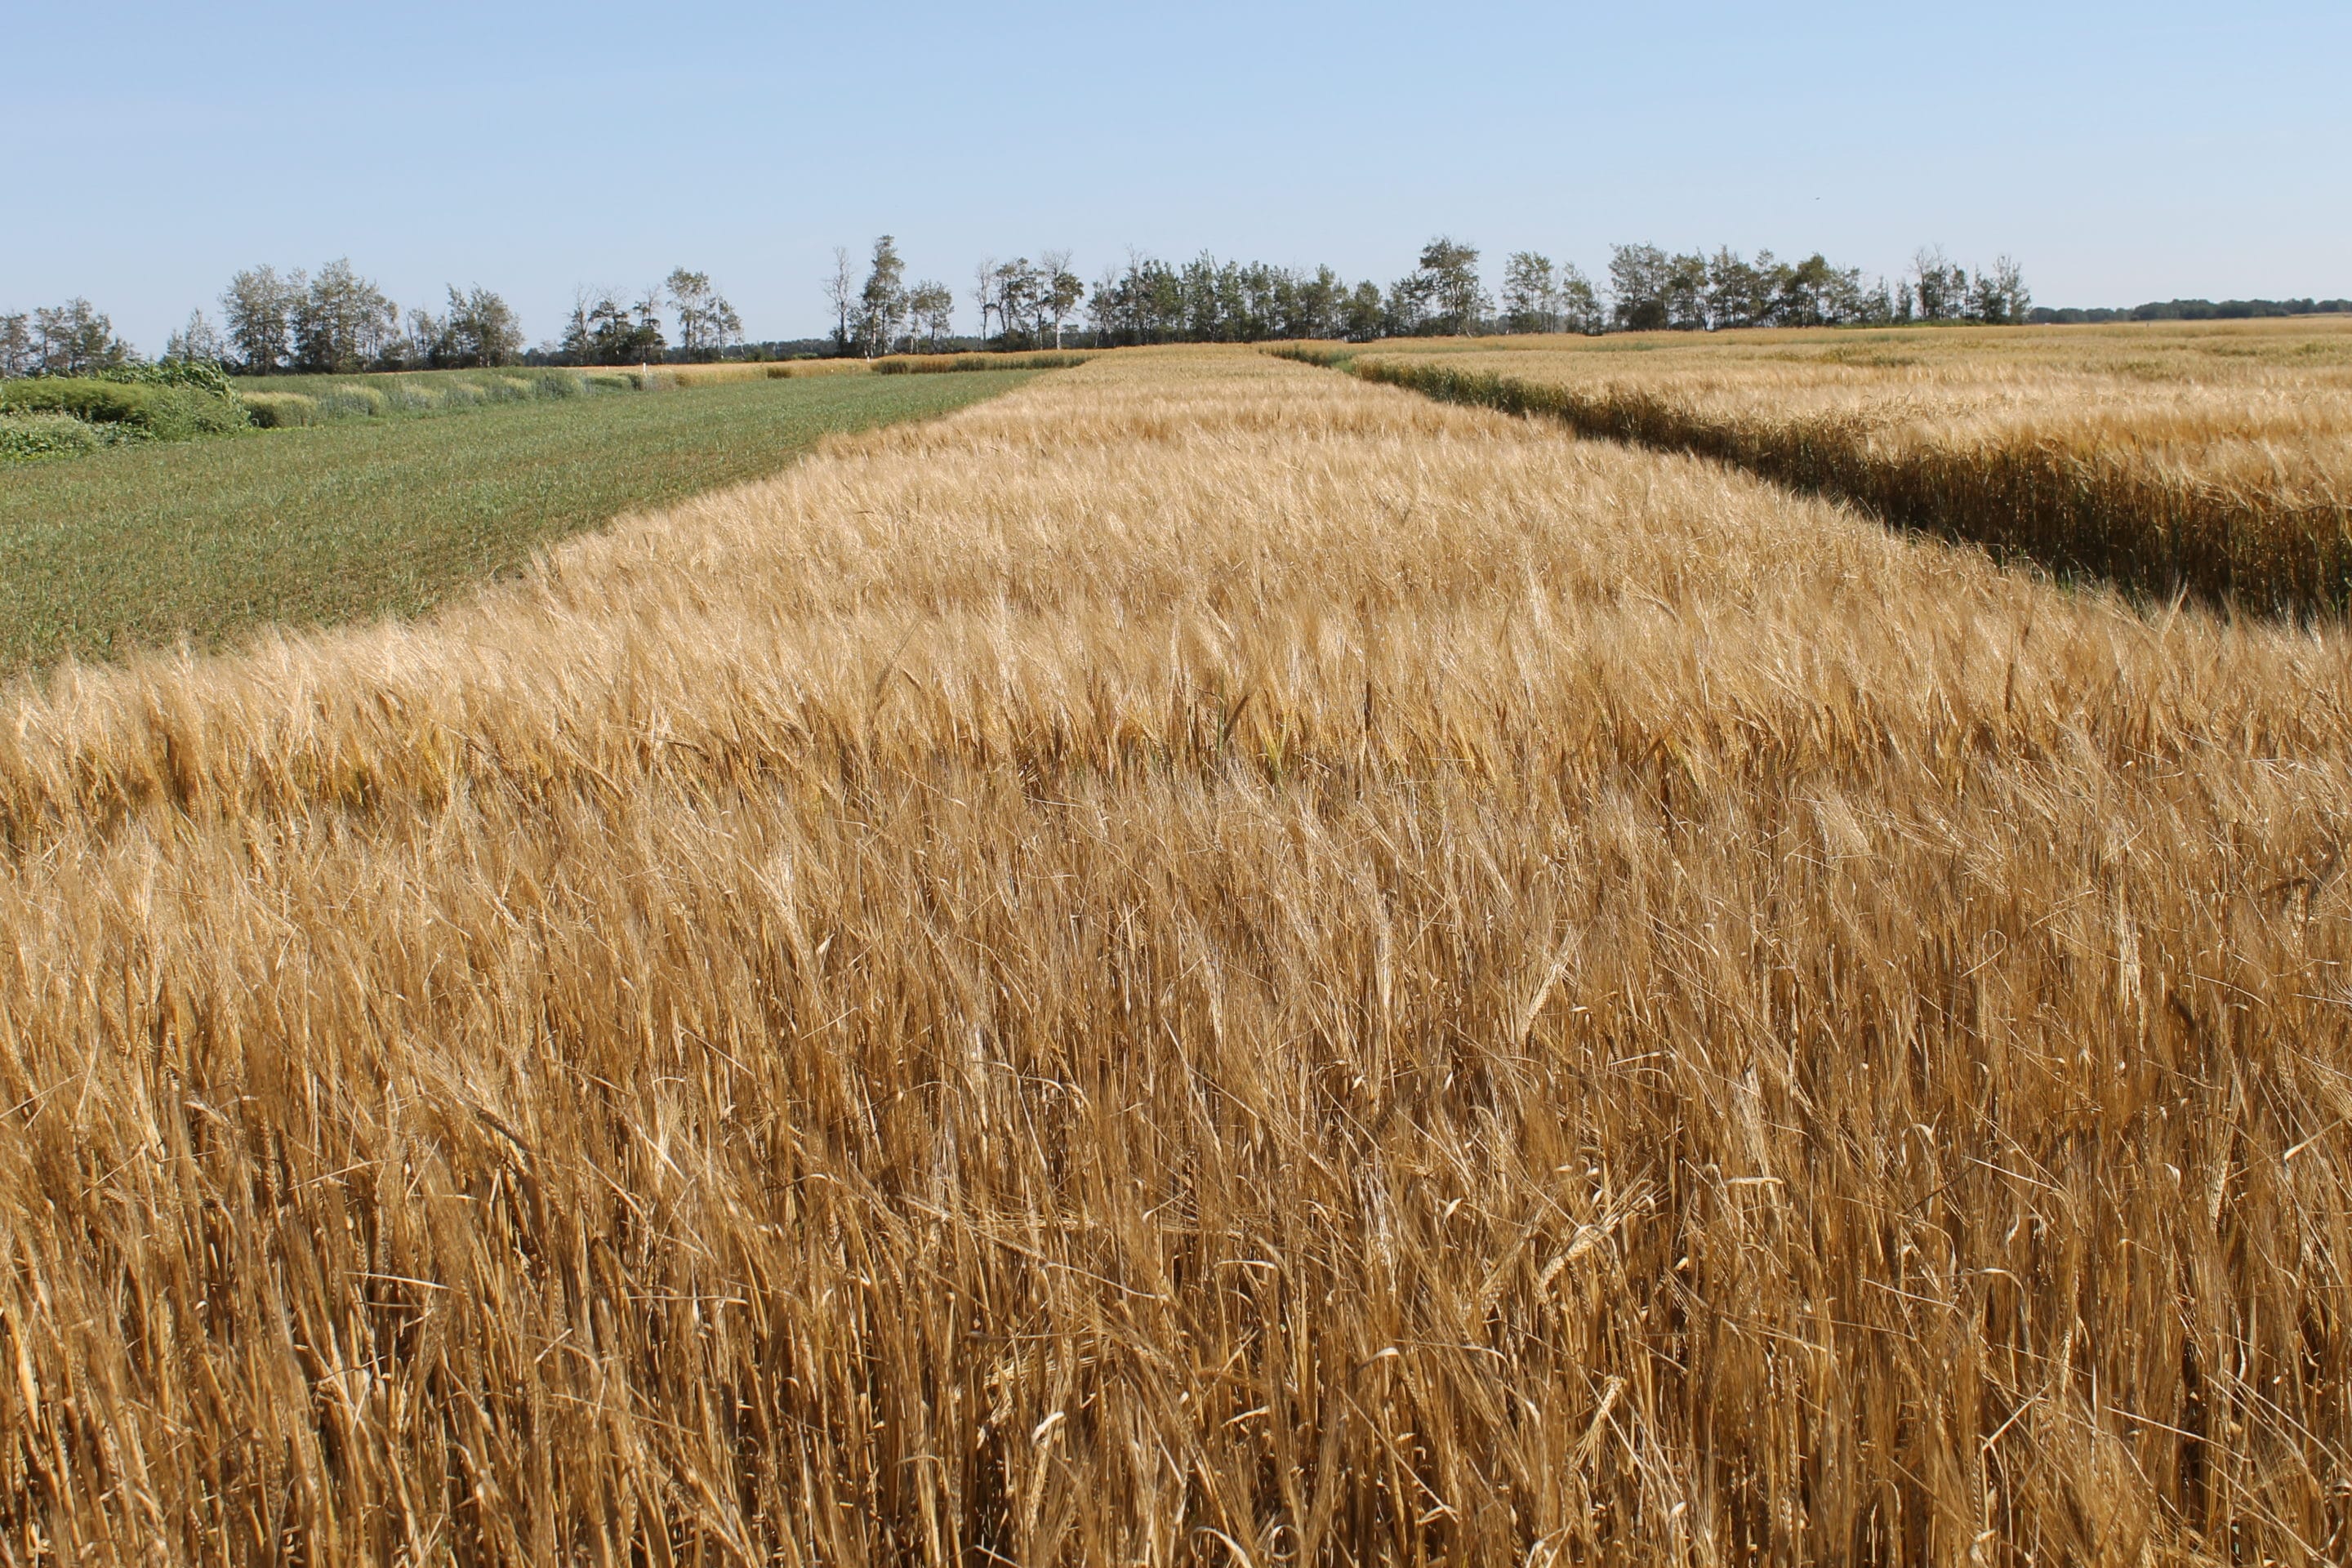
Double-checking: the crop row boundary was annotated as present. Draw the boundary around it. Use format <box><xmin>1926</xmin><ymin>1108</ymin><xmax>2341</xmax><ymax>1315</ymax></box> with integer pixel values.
<box><xmin>1268</xmin><ymin>344</ymin><xmax>2352</xmax><ymax>617</ymax></box>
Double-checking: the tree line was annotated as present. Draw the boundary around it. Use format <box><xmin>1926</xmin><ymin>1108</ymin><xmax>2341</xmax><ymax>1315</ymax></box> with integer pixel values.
<box><xmin>2</xmin><ymin>261</ymin><xmax>748</xmax><ymax>380</ymax></box>
<box><xmin>826</xmin><ymin>238</ymin><xmax>2033</xmax><ymax>354</ymax></box>
<box><xmin>195</xmin><ymin>261</ymin><xmax>530</xmax><ymax>375</ymax></box>
<box><xmin>2030</xmin><ymin>296</ymin><xmax>2351</xmax><ymax>325</ymax></box>
<box><xmin>0</xmin><ymin>301</ymin><xmax>139</xmax><ymax>379</ymax></box>
<box><xmin>555</xmin><ymin>272</ymin><xmax>744</xmax><ymax>366</ymax></box>
<box><xmin>5</xmin><ymin>238</ymin><xmax>2038</xmax><ymax>381</ymax></box>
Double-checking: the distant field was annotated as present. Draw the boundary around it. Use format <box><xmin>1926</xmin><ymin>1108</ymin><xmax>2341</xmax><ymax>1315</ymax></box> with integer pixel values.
<box><xmin>1300</xmin><ymin>318</ymin><xmax>2352</xmax><ymax>612</ymax></box>
<box><xmin>0</xmin><ymin>368</ymin><xmax>1037</xmax><ymax>670</ymax></box>
<box><xmin>251</xmin><ymin>361</ymin><xmax>871</xmax><ymax>399</ymax></box>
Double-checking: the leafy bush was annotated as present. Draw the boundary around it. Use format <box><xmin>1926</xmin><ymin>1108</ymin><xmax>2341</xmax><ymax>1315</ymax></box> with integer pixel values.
<box><xmin>0</xmin><ymin>379</ymin><xmax>149</xmax><ymax>424</ymax></box>
<box><xmin>98</xmin><ymin>359</ymin><xmax>240</xmax><ymax>396</ymax></box>
<box><xmin>0</xmin><ymin>377</ymin><xmax>248</xmax><ymax>440</ymax></box>
<box><xmin>0</xmin><ymin>412</ymin><xmax>112</xmax><ymax>462</ymax></box>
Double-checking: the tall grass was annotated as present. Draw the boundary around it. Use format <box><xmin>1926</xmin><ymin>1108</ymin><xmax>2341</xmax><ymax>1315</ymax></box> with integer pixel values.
<box><xmin>3</xmin><ymin>350</ymin><xmax>2350</xmax><ymax>1563</ymax></box>
<box><xmin>1284</xmin><ymin>319</ymin><xmax>2352</xmax><ymax>615</ymax></box>
<box><xmin>650</xmin><ymin>360</ymin><xmax>873</xmax><ymax>387</ymax></box>
<box><xmin>242</xmin><ymin>367</ymin><xmax>608</xmax><ymax>428</ymax></box>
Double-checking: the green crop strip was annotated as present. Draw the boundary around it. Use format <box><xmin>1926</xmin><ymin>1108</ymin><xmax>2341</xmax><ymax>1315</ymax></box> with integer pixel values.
<box><xmin>0</xmin><ymin>369</ymin><xmax>1039</xmax><ymax>671</ymax></box>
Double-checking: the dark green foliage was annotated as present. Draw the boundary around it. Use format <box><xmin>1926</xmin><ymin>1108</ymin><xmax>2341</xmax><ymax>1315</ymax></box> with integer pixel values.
<box><xmin>560</xmin><ymin>292</ymin><xmax>666</xmax><ymax>365</ymax></box>
<box><xmin>1087</xmin><ymin>253</ymin><xmax>1356</xmax><ymax>345</ymax></box>
<box><xmin>405</xmin><ymin>287</ymin><xmax>528</xmax><ymax>369</ymax></box>
<box><xmin>971</xmin><ymin>254</ymin><xmax>1086</xmax><ymax>351</ymax></box>
<box><xmin>1607</xmin><ymin>245</ymin><xmax>1913</xmax><ymax>331</ymax></box>
<box><xmin>6</xmin><ymin>299</ymin><xmax>136</xmax><ymax>376</ymax></box>
<box><xmin>98</xmin><ymin>358</ymin><xmax>241</xmax><ymax>395</ymax></box>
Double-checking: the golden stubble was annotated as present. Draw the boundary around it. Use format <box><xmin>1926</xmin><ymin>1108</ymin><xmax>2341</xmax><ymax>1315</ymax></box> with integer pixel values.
<box><xmin>2</xmin><ymin>347</ymin><xmax>2349</xmax><ymax>1565</ymax></box>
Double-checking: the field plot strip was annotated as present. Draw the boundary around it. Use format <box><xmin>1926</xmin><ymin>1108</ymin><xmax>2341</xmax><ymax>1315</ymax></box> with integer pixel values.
<box><xmin>4</xmin><ymin>349</ymin><xmax>2350</xmax><ymax>1563</ymax></box>
<box><xmin>1283</xmin><ymin>321</ymin><xmax>2352</xmax><ymax>616</ymax></box>
<box><xmin>0</xmin><ymin>368</ymin><xmax>1040</xmax><ymax>671</ymax></box>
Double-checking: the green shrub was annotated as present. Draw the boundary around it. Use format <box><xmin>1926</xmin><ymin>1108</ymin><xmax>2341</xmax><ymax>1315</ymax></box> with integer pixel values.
<box><xmin>1</xmin><ymin>379</ymin><xmax>150</xmax><ymax>424</ymax></box>
<box><xmin>0</xmin><ymin>377</ymin><xmax>247</xmax><ymax>439</ymax></box>
<box><xmin>99</xmin><ymin>359</ymin><xmax>239</xmax><ymax>396</ymax></box>
<box><xmin>0</xmin><ymin>412</ymin><xmax>112</xmax><ymax>462</ymax></box>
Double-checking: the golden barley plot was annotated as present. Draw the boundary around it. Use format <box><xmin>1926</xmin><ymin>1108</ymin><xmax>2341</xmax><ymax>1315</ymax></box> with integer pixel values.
<box><xmin>2</xmin><ymin>349</ymin><xmax>2350</xmax><ymax>1565</ymax></box>
<box><xmin>1325</xmin><ymin>319</ymin><xmax>2352</xmax><ymax>612</ymax></box>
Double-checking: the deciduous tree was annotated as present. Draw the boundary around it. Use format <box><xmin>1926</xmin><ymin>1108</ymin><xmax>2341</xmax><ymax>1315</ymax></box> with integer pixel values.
<box><xmin>853</xmin><ymin>239</ymin><xmax>907</xmax><ymax>357</ymax></box>
<box><xmin>1413</xmin><ymin>238</ymin><xmax>1489</xmax><ymax>335</ymax></box>
<box><xmin>294</xmin><ymin>259</ymin><xmax>399</xmax><ymax>372</ymax></box>
<box><xmin>222</xmin><ymin>266</ymin><xmax>303</xmax><ymax>373</ymax></box>
<box><xmin>1040</xmin><ymin>250</ymin><xmax>1082</xmax><ymax>349</ymax></box>
<box><xmin>906</xmin><ymin>281</ymin><xmax>956</xmax><ymax>350</ymax></box>
<box><xmin>1500</xmin><ymin>252</ymin><xmax>1561</xmax><ymax>334</ymax></box>
<box><xmin>1971</xmin><ymin>256</ymin><xmax>2030</xmax><ymax>324</ymax></box>
<box><xmin>1610</xmin><ymin>244</ymin><xmax>1673</xmax><ymax>332</ymax></box>
<box><xmin>562</xmin><ymin>288</ymin><xmax>666</xmax><ymax>364</ymax></box>
<box><xmin>669</xmin><ymin>270</ymin><xmax>742</xmax><ymax>360</ymax></box>
<box><xmin>0</xmin><ymin>314</ymin><xmax>32</xmax><ymax>377</ymax></box>
<box><xmin>428</xmin><ymin>287</ymin><xmax>526</xmax><ymax>367</ymax></box>
<box><xmin>26</xmin><ymin>299</ymin><xmax>135</xmax><ymax>374</ymax></box>
<box><xmin>1341</xmin><ymin>280</ymin><xmax>1386</xmax><ymax>341</ymax></box>
<box><xmin>1913</xmin><ymin>247</ymin><xmax>1969</xmax><ymax>322</ymax></box>
<box><xmin>164</xmin><ymin>308</ymin><xmax>229</xmax><ymax>364</ymax></box>
<box><xmin>825</xmin><ymin>248</ymin><xmax>858</xmax><ymax>355</ymax></box>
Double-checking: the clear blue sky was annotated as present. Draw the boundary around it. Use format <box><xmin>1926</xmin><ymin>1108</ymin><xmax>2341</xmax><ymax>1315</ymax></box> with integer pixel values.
<box><xmin>10</xmin><ymin>0</ymin><xmax>2348</xmax><ymax>351</ymax></box>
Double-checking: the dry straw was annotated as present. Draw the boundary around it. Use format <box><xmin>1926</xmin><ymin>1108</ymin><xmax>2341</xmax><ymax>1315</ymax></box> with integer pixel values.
<box><xmin>1298</xmin><ymin>319</ymin><xmax>2352</xmax><ymax>615</ymax></box>
<box><xmin>2</xmin><ymin>348</ymin><xmax>2349</xmax><ymax>1563</ymax></box>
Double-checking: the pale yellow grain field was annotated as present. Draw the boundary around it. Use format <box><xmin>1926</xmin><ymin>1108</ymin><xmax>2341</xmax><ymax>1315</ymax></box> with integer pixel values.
<box><xmin>1357</xmin><ymin>319</ymin><xmax>2352</xmax><ymax>498</ymax></box>
<box><xmin>1342</xmin><ymin>320</ymin><xmax>2352</xmax><ymax>612</ymax></box>
<box><xmin>658</xmin><ymin>359</ymin><xmax>875</xmax><ymax>385</ymax></box>
<box><xmin>2</xmin><ymin>347</ymin><xmax>2350</xmax><ymax>1565</ymax></box>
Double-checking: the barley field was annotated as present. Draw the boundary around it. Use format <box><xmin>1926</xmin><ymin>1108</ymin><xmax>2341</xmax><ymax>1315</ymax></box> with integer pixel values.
<box><xmin>1314</xmin><ymin>319</ymin><xmax>2352</xmax><ymax>614</ymax></box>
<box><xmin>4</xmin><ymin>347</ymin><xmax>2350</xmax><ymax>1565</ymax></box>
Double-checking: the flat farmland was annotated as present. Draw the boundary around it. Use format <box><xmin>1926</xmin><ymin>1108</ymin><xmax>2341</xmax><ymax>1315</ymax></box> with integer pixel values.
<box><xmin>3</xmin><ymin>345</ymin><xmax>2349</xmax><ymax>1564</ymax></box>
<box><xmin>1318</xmin><ymin>318</ymin><xmax>2352</xmax><ymax>612</ymax></box>
<box><xmin>0</xmin><ymin>367</ymin><xmax>1036</xmax><ymax>670</ymax></box>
